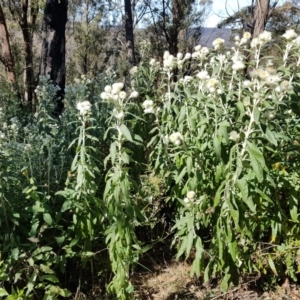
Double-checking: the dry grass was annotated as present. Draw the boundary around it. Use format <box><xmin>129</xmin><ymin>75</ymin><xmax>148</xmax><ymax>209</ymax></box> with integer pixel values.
<box><xmin>132</xmin><ymin>261</ymin><xmax>300</xmax><ymax>300</ymax></box>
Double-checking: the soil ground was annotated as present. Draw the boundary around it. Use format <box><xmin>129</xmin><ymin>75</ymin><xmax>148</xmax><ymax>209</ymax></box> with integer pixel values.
<box><xmin>132</xmin><ymin>261</ymin><xmax>300</xmax><ymax>300</ymax></box>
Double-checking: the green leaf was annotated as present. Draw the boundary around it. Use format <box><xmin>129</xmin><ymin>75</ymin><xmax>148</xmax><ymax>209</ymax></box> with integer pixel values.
<box><xmin>268</xmin><ymin>255</ymin><xmax>278</xmax><ymax>275</ymax></box>
<box><xmin>265</xmin><ymin>127</ymin><xmax>277</xmax><ymax>146</ymax></box>
<box><xmin>109</xmin><ymin>142</ymin><xmax>116</xmax><ymax>164</ymax></box>
<box><xmin>237</xmin><ymin>178</ymin><xmax>255</xmax><ymax>212</ymax></box>
<box><xmin>43</xmin><ymin>213</ymin><xmax>53</xmax><ymax>226</ymax></box>
<box><xmin>186</xmin><ymin>156</ymin><xmax>193</xmax><ymax>175</ymax></box>
<box><xmin>120</xmin><ymin>124</ymin><xmax>133</xmax><ymax>142</ymax></box>
<box><xmin>213</xmin><ymin>134</ymin><xmax>221</xmax><ymax>158</ymax></box>
<box><xmin>40</xmin><ymin>274</ymin><xmax>59</xmax><ymax>283</ymax></box>
<box><xmin>247</xmin><ymin>142</ymin><xmax>265</xmax><ymax>182</ymax></box>
<box><xmin>58</xmin><ymin>288</ymin><xmax>72</xmax><ymax>297</ymax></box>
<box><xmin>175</xmin><ymin>167</ymin><xmax>187</xmax><ymax>184</ymax></box>
<box><xmin>253</xmin><ymin>107</ymin><xmax>260</xmax><ymax>123</ymax></box>
<box><xmin>186</xmin><ymin>230</ymin><xmax>194</xmax><ymax>259</ymax></box>
<box><xmin>11</xmin><ymin>248</ymin><xmax>19</xmax><ymax>260</ymax></box>
<box><xmin>0</xmin><ymin>288</ymin><xmax>8</xmax><ymax>297</ymax></box>
<box><xmin>247</xmin><ymin>141</ymin><xmax>265</xmax><ymax>166</ymax></box>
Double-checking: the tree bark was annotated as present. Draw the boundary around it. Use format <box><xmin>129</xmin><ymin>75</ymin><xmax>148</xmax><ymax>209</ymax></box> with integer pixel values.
<box><xmin>0</xmin><ymin>3</ymin><xmax>16</xmax><ymax>86</ymax></box>
<box><xmin>40</xmin><ymin>0</ymin><xmax>68</xmax><ymax>115</ymax></box>
<box><xmin>252</xmin><ymin>0</ymin><xmax>270</xmax><ymax>38</ymax></box>
<box><xmin>124</xmin><ymin>0</ymin><xmax>136</xmax><ymax>65</ymax></box>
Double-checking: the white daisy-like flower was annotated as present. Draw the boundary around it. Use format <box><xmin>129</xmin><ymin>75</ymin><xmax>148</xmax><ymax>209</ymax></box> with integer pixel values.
<box><xmin>207</xmin><ymin>78</ymin><xmax>219</xmax><ymax>88</ymax></box>
<box><xmin>119</xmin><ymin>91</ymin><xmax>127</xmax><ymax>99</ymax></box>
<box><xmin>258</xmin><ymin>69</ymin><xmax>270</xmax><ymax>80</ymax></box>
<box><xmin>243</xmin><ymin>32</ymin><xmax>251</xmax><ymax>40</ymax></box>
<box><xmin>265</xmin><ymin>75</ymin><xmax>281</xmax><ymax>86</ymax></box>
<box><xmin>197</xmin><ymin>70</ymin><xmax>210</xmax><ymax>80</ymax></box>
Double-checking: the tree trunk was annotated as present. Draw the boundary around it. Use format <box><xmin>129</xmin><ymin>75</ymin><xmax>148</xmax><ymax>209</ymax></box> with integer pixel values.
<box><xmin>124</xmin><ymin>0</ymin><xmax>135</xmax><ymax>66</ymax></box>
<box><xmin>40</xmin><ymin>0</ymin><xmax>68</xmax><ymax>116</ymax></box>
<box><xmin>252</xmin><ymin>0</ymin><xmax>270</xmax><ymax>38</ymax></box>
<box><xmin>0</xmin><ymin>3</ymin><xmax>16</xmax><ymax>86</ymax></box>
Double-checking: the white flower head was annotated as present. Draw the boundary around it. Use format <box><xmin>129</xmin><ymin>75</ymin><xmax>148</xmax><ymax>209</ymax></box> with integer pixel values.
<box><xmin>197</xmin><ymin>70</ymin><xmax>210</xmax><ymax>80</ymax></box>
<box><xmin>104</xmin><ymin>85</ymin><xmax>112</xmax><ymax>93</ymax></box>
<box><xmin>194</xmin><ymin>45</ymin><xmax>201</xmax><ymax>52</ymax></box>
<box><xmin>130</xmin><ymin>91</ymin><xmax>139</xmax><ymax>98</ymax></box>
<box><xmin>243</xmin><ymin>32</ymin><xmax>251</xmax><ymax>40</ymax></box>
<box><xmin>229</xmin><ymin>130</ymin><xmax>240</xmax><ymax>142</ymax></box>
<box><xmin>212</xmin><ymin>38</ymin><xmax>225</xmax><ymax>50</ymax></box>
<box><xmin>163</xmin><ymin>51</ymin><xmax>170</xmax><ymax>60</ymax></box>
<box><xmin>149</xmin><ymin>58</ymin><xmax>157</xmax><ymax>66</ymax></box>
<box><xmin>207</xmin><ymin>78</ymin><xmax>219</xmax><ymax>89</ymax></box>
<box><xmin>265</xmin><ymin>75</ymin><xmax>281</xmax><ymax>87</ymax></box>
<box><xmin>177</xmin><ymin>52</ymin><xmax>183</xmax><ymax>60</ymax></box>
<box><xmin>119</xmin><ymin>91</ymin><xmax>127</xmax><ymax>99</ymax></box>
<box><xmin>184</xmin><ymin>53</ymin><xmax>192</xmax><ymax>60</ymax></box>
<box><xmin>169</xmin><ymin>132</ymin><xmax>184</xmax><ymax>146</ymax></box>
<box><xmin>142</xmin><ymin>99</ymin><xmax>155</xmax><ymax>113</ymax></box>
<box><xmin>183</xmin><ymin>76</ymin><xmax>193</xmax><ymax>83</ymax></box>
<box><xmin>184</xmin><ymin>197</ymin><xmax>190</xmax><ymax>204</ymax></box>
<box><xmin>283</xmin><ymin>29</ymin><xmax>297</xmax><ymax>41</ymax></box>
<box><xmin>232</xmin><ymin>61</ymin><xmax>246</xmax><ymax>71</ymax></box>
<box><xmin>258</xmin><ymin>31</ymin><xmax>272</xmax><ymax>44</ymax></box>
<box><xmin>187</xmin><ymin>191</ymin><xmax>196</xmax><ymax>199</ymax></box>
<box><xmin>129</xmin><ymin>66</ymin><xmax>138</xmax><ymax>75</ymax></box>
<box><xmin>24</xmin><ymin>144</ymin><xmax>32</xmax><ymax>152</ymax></box>
<box><xmin>76</xmin><ymin>101</ymin><xmax>92</xmax><ymax>115</ymax></box>
<box><xmin>112</xmin><ymin>82</ymin><xmax>124</xmax><ymax>95</ymax></box>
<box><xmin>243</xmin><ymin>80</ymin><xmax>252</xmax><ymax>88</ymax></box>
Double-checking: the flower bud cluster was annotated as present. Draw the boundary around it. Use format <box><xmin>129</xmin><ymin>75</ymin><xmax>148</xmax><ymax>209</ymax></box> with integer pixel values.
<box><xmin>142</xmin><ymin>100</ymin><xmax>155</xmax><ymax>114</ymax></box>
<box><xmin>251</xmin><ymin>31</ymin><xmax>272</xmax><ymax>48</ymax></box>
<box><xmin>169</xmin><ymin>132</ymin><xmax>184</xmax><ymax>146</ymax></box>
<box><xmin>76</xmin><ymin>101</ymin><xmax>92</xmax><ymax>116</ymax></box>
<box><xmin>212</xmin><ymin>38</ymin><xmax>225</xmax><ymax>50</ymax></box>
<box><xmin>192</xmin><ymin>45</ymin><xmax>209</xmax><ymax>60</ymax></box>
<box><xmin>183</xmin><ymin>191</ymin><xmax>196</xmax><ymax>205</ymax></box>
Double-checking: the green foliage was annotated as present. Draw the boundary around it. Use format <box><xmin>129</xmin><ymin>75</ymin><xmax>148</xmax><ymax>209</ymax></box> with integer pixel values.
<box><xmin>2</xmin><ymin>29</ymin><xmax>300</xmax><ymax>299</ymax></box>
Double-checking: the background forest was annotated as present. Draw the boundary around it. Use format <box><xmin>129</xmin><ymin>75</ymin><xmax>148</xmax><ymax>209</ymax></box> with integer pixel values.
<box><xmin>1</xmin><ymin>0</ymin><xmax>300</xmax><ymax>299</ymax></box>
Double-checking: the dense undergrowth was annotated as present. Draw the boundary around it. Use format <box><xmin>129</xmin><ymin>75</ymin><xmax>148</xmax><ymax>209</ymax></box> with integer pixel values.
<box><xmin>1</xmin><ymin>30</ymin><xmax>300</xmax><ymax>299</ymax></box>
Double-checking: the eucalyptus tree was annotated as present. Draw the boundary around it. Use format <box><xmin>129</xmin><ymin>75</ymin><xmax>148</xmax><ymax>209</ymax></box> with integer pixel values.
<box><xmin>40</xmin><ymin>0</ymin><xmax>68</xmax><ymax>115</ymax></box>
<box><xmin>0</xmin><ymin>2</ymin><xmax>16</xmax><ymax>86</ymax></box>
<box><xmin>142</xmin><ymin>0</ymin><xmax>212</xmax><ymax>56</ymax></box>
<box><xmin>7</xmin><ymin>0</ymin><xmax>40</xmax><ymax>105</ymax></box>
<box><xmin>218</xmin><ymin>0</ymin><xmax>300</xmax><ymax>37</ymax></box>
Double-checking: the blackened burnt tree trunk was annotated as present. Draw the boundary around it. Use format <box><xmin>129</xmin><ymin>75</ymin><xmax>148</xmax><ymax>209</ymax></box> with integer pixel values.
<box><xmin>124</xmin><ymin>0</ymin><xmax>135</xmax><ymax>66</ymax></box>
<box><xmin>40</xmin><ymin>0</ymin><xmax>68</xmax><ymax>115</ymax></box>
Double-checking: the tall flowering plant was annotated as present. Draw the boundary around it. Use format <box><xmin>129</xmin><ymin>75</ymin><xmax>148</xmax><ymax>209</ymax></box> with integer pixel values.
<box><xmin>144</xmin><ymin>29</ymin><xmax>300</xmax><ymax>288</ymax></box>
